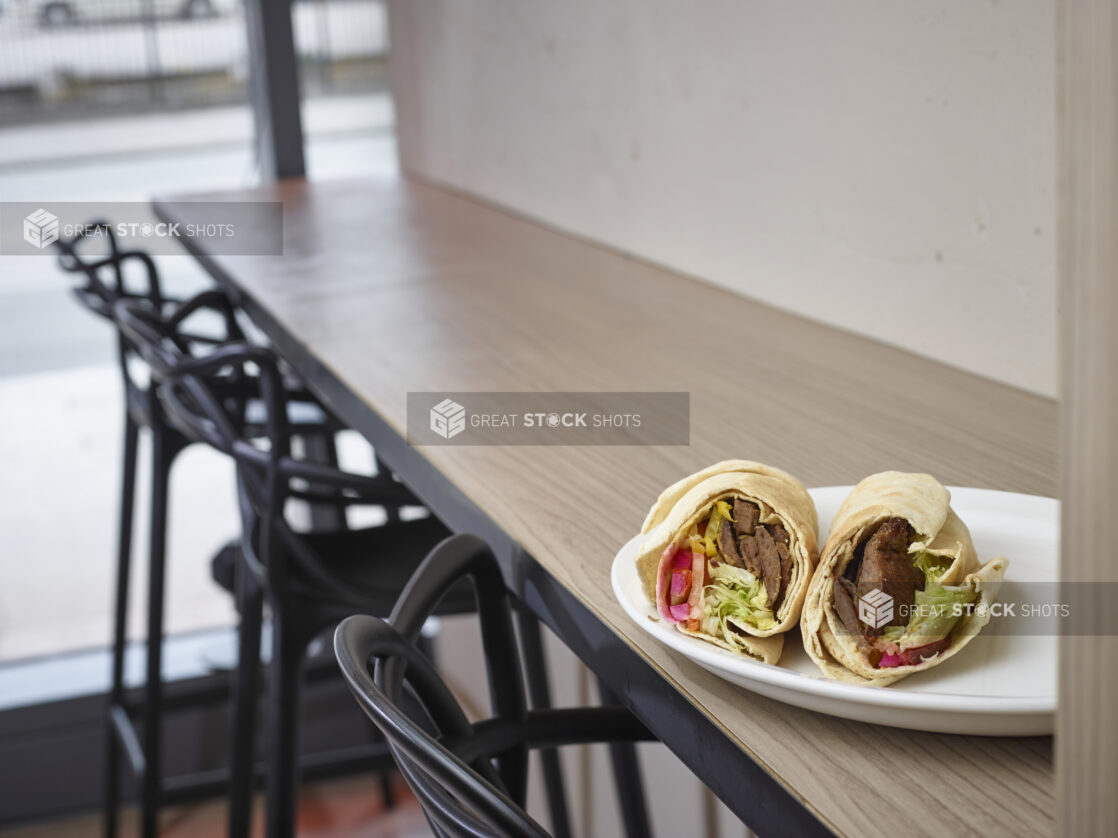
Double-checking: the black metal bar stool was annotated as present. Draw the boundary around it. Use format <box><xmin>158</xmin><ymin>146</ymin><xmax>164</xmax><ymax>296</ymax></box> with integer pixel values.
<box><xmin>334</xmin><ymin>533</ymin><xmax>657</xmax><ymax>838</ymax></box>
<box><xmin>150</xmin><ymin>341</ymin><xmax>472</xmax><ymax>838</ymax></box>
<box><xmin>113</xmin><ymin>299</ymin><xmax>470</xmax><ymax>836</ymax></box>
<box><xmin>59</xmin><ymin>228</ymin><xmax>236</xmax><ymax>838</ymax></box>
<box><xmin>56</xmin><ymin>228</ymin><xmax>340</xmax><ymax>838</ymax></box>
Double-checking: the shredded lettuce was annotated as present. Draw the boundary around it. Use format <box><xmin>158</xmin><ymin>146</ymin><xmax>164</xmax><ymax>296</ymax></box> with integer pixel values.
<box><xmin>914</xmin><ymin>551</ymin><xmax>951</xmax><ymax>584</ymax></box>
<box><xmin>882</xmin><ymin>552</ymin><xmax>977</xmax><ymax>648</ymax></box>
<box><xmin>700</xmin><ymin>562</ymin><xmax>777</xmax><ymax>647</ymax></box>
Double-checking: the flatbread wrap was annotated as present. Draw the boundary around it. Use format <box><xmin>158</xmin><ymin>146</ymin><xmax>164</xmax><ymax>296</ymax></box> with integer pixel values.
<box><xmin>636</xmin><ymin>461</ymin><xmax>818</xmax><ymax>663</ymax></box>
<box><xmin>800</xmin><ymin>471</ymin><xmax>1009</xmax><ymax>687</ymax></box>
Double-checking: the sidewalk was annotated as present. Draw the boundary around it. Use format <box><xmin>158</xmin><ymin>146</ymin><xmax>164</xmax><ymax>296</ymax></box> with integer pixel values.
<box><xmin>0</xmin><ymin>91</ymin><xmax>394</xmax><ymax>170</ymax></box>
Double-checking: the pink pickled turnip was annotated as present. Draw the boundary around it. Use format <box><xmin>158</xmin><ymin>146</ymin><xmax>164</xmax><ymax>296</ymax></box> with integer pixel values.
<box><xmin>876</xmin><ymin>637</ymin><xmax>951</xmax><ymax>669</ymax></box>
<box><xmin>657</xmin><ymin>547</ymin><xmax>696</xmax><ymax>623</ymax></box>
<box><xmin>655</xmin><ymin>545</ymin><xmax>679</xmax><ymax>621</ymax></box>
<box><xmin>688</xmin><ymin>549</ymin><xmax>706</xmax><ymax>617</ymax></box>
<box><xmin>669</xmin><ymin>568</ymin><xmax>692</xmax><ymax>605</ymax></box>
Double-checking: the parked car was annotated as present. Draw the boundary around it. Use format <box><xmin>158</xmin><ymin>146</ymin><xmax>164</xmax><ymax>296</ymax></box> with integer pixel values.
<box><xmin>19</xmin><ymin>0</ymin><xmax>234</xmax><ymax>27</ymax></box>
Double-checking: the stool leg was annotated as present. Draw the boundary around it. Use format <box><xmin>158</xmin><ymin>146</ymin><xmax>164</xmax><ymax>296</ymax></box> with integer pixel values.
<box><xmin>229</xmin><ymin>567</ymin><xmax>264</xmax><ymax>838</ymax></box>
<box><xmin>265</xmin><ymin>615</ymin><xmax>304</xmax><ymax>838</ymax></box>
<box><xmin>379</xmin><ymin>771</ymin><xmax>395</xmax><ymax>810</ymax></box>
<box><xmin>517</xmin><ymin>610</ymin><xmax>572</xmax><ymax>838</ymax></box>
<box><xmin>596</xmin><ymin>677</ymin><xmax>652</xmax><ymax>838</ymax></box>
<box><xmin>301</xmin><ymin>432</ymin><xmax>344</xmax><ymax>530</ymax></box>
<box><xmin>375</xmin><ymin>455</ymin><xmax>400</xmax><ymax>523</ymax></box>
<box><xmin>140</xmin><ymin>426</ymin><xmax>172</xmax><ymax>838</ymax></box>
<box><xmin>103</xmin><ymin>414</ymin><xmax>139</xmax><ymax>838</ymax></box>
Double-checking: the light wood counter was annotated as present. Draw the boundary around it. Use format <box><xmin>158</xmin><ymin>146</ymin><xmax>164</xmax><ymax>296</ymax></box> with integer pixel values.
<box><xmin>156</xmin><ymin>176</ymin><xmax>1056</xmax><ymax>837</ymax></box>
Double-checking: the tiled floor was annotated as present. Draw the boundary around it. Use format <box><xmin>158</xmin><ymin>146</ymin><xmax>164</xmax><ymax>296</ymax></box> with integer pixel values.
<box><xmin>0</xmin><ymin>774</ymin><xmax>432</xmax><ymax>838</ymax></box>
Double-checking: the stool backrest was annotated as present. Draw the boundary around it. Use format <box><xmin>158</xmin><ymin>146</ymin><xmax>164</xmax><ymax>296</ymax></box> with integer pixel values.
<box><xmin>56</xmin><ymin>224</ymin><xmax>173</xmax><ymax>396</ymax></box>
<box><xmin>116</xmin><ymin>295</ymin><xmax>417</xmax><ymax>605</ymax></box>
<box><xmin>112</xmin><ymin>292</ymin><xmax>251</xmax><ymax>441</ymax></box>
<box><xmin>55</xmin><ymin>221</ymin><xmax>161</xmax><ymax>316</ymax></box>
<box><xmin>335</xmin><ymin>534</ymin><xmax>549</xmax><ymax>838</ymax></box>
<box><xmin>58</xmin><ymin>225</ymin><xmax>250</xmax><ymax>417</ymax></box>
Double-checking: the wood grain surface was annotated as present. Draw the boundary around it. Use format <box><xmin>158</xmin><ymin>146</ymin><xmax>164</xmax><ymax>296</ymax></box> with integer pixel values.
<box><xmin>1057</xmin><ymin>1</ymin><xmax>1118</xmax><ymax>834</ymax></box>
<box><xmin>157</xmin><ymin>176</ymin><xmax>1058</xmax><ymax>838</ymax></box>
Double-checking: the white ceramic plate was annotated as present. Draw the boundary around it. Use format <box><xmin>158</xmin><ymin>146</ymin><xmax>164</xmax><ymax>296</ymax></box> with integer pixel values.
<box><xmin>611</xmin><ymin>486</ymin><xmax>1057</xmax><ymax>735</ymax></box>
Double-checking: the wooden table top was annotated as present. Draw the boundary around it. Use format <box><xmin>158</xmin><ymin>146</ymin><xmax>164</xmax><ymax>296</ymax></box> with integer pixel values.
<box><xmin>156</xmin><ymin>175</ymin><xmax>1057</xmax><ymax>838</ymax></box>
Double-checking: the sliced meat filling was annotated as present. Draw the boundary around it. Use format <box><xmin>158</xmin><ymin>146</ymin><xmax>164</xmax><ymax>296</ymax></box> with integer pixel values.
<box><xmin>853</xmin><ymin>517</ymin><xmax>923</xmax><ymax>633</ymax></box>
<box><xmin>724</xmin><ymin>498</ymin><xmax>792</xmax><ymax>610</ymax></box>
<box><xmin>752</xmin><ymin>527</ymin><xmax>783</xmax><ymax>607</ymax></box>
<box><xmin>717</xmin><ymin>518</ymin><xmax>744</xmax><ymax>568</ymax></box>
<box><xmin>733</xmin><ymin>498</ymin><xmax>760</xmax><ymax>536</ymax></box>
<box><xmin>769</xmin><ymin>523</ymin><xmax>793</xmax><ymax>602</ymax></box>
<box><xmin>832</xmin><ymin>576</ymin><xmax>882</xmax><ymax>666</ymax></box>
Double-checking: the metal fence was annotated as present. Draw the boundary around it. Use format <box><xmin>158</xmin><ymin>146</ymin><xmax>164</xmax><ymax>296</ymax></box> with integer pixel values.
<box><xmin>0</xmin><ymin>0</ymin><xmax>387</xmax><ymax>125</ymax></box>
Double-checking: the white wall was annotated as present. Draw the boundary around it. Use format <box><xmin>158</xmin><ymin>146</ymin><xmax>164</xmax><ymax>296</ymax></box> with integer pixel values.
<box><xmin>387</xmin><ymin>0</ymin><xmax>1056</xmax><ymax>396</ymax></box>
